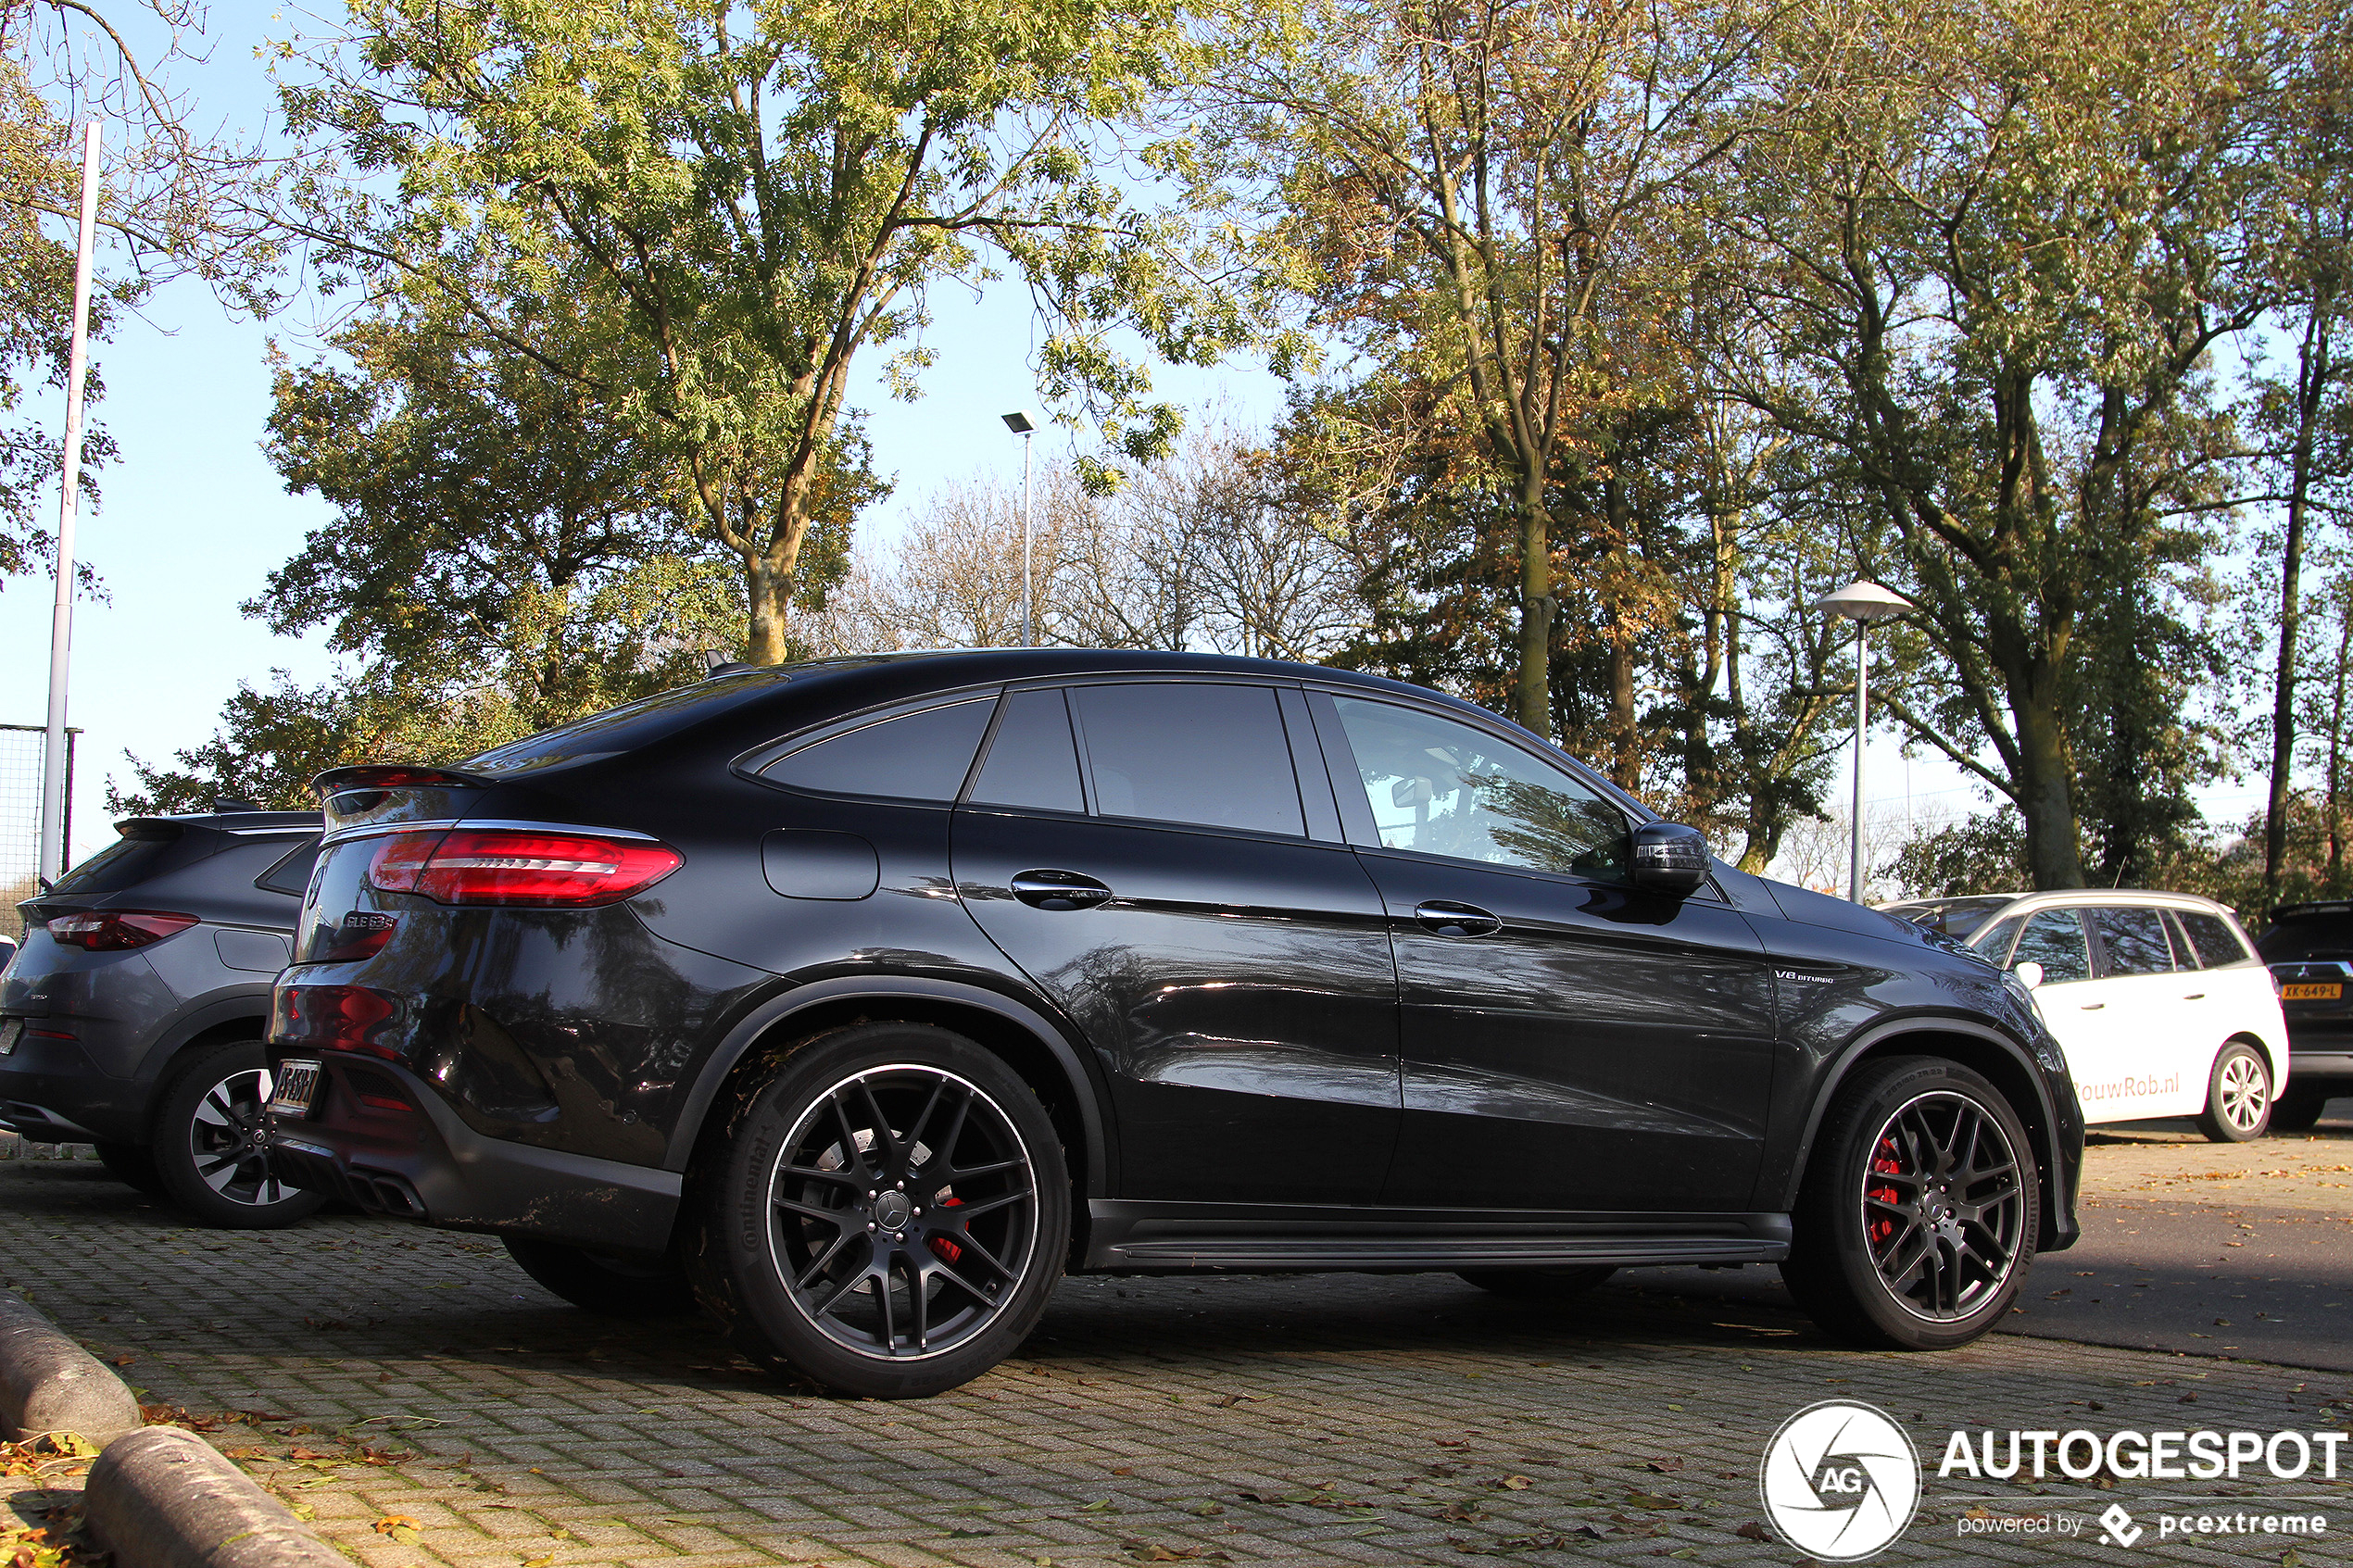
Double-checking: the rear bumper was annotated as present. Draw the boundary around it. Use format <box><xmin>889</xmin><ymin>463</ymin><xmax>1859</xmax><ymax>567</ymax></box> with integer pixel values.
<box><xmin>265</xmin><ymin>1052</ymin><xmax>682</xmax><ymax>1258</ymax></box>
<box><xmin>0</xmin><ymin>1033</ymin><xmax>147</xmax><ymax>1144</ymax></box>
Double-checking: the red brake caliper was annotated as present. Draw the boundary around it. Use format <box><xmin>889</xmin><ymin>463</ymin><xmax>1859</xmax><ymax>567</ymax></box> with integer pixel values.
<box><xmin>1867</xmin><ymin>1135</ymin><xmax>1904</xmax><ymax>1246</ymax></box>
<box><xmin>929</xmin><ymin>1195</ymin><xmax>963</xmax><ymax>1264</ymax></box>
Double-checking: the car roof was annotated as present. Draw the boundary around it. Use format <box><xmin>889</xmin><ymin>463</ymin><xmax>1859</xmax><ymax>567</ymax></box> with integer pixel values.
<box><xmin>1955</xmin><ymin>888</ymin><xmax>2243</xmax><ymax>921</ymax></box>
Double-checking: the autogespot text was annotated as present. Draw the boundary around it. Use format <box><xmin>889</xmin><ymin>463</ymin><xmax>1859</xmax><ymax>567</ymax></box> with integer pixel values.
<box><xmin>1938</xmin><ymin>1426</ymin><xmax>2350</xmax><ymax>1481</ymax></box>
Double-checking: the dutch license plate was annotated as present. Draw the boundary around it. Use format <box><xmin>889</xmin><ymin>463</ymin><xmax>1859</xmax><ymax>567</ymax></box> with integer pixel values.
<box><xmin>2284</xmin><ymin>982</ymin><xmax>2343</xmax><ymax>1001</ymax></box>
<box><xmin>0</xmin><ymin>1018</ymin><xmax>19</xmax><ymax>1056</ymax></box>
<box><xmin>270</xmin><ymin>1059</ymin><xmax>323</xmax><ymax>1117</ymax></box>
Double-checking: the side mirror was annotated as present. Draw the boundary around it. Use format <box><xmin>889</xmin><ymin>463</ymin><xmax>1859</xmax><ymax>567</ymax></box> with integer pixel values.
<box><xmin>1629</xmin><ymin>822</ymin><xmax>1709</xmax><ymax>897</ymax></box>
<box><xmin>2013</xmin><ymin>960</ymin><xmax>2045</xmax><ymax>990</ymax></box>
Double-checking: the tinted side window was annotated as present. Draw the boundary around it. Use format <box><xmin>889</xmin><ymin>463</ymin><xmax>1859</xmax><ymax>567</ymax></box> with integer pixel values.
<box><xmin>1073</xmin><ymin>684</ymin><xmax>1304</xmax><ymax>836</ymax></box>
<box><xmin>967</xmin><ymin>688</ymin><xmax>1083</xmax><ymax>813</ymax></box>
<box><xmin>1973</xmin><ymin>915</ymin><xmax>2025</xmax><ymax>966</ymax></box>
<box><xmin>2014</xmin><ymin>909</ymin><xmax>2092</xmax><ymax>984</ymax></box>
<box><xmin>761</xmin><ymin>698</ymin><xmax>996</xmax><ymax>801</ymax></box>
<box><xmin>255</xmin><ymin>837</ymin><xmax>323</xmax><ymax>897</ymax></box>
<box><xmin>2091</xmin><ymin>906</ymin><xmax>2175</xmax><ymax>975</ymax></box>
<box><xmin>49</xmin><ymin>834</ymin><xmax>187</xmax><ymax>896</ymax></box>
<box><xmin>2176</xmin><ymin>910</ymin><xmax>2249</xmax><ymax>968</ymax></box>
<box><xmin>1329</xmin><ymin>696</ymin><xmax>1629</xmax><ymax>880</ymax></box>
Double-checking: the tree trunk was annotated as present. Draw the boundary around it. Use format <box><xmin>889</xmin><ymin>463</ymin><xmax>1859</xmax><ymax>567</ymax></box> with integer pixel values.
<box><xmin>1515</xmin><ymin>472</ymin><xmax>1552</xmax><ymax>734</ymax></box>
<box><xmin>2329</xmin><ymin>598</ymin><xmax>2351</xmax><ymax>897</ymax></box>
<box><xmin>2014</xmin><ymin>668</ymin><xmax>2085</xmax><ymax>889</ymax></box>
<box><xmin>745</xmin><ymin>557</ymin><xmax>791</xmax><ymax>665</ymax></box>
<box><xmin>2265</xmin><ymin>303</ymin><xmax>2334</xmax><ymax>907</ymax></box>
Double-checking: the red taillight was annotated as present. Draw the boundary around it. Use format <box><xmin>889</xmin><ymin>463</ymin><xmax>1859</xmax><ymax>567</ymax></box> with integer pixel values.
<box><xmin>275</xmin><ymin>984</ymin><xmax>400</xmax><ymax>1059</ymax></box>
<box><xmin>47</xmin><ymin>910</ymin><xmax>199</xmax><ymax>951</ymax></box>
<box><xmin>365</xmin><ymin>828</ymin><xmax>680</xmax><ymax>907</ymax></box>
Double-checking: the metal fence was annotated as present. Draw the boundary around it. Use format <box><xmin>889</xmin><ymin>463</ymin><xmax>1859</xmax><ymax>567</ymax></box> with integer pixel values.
<box><xmin>0</xmin><ymin>723</ymin><xmax>75</xmax><ymax>942</ymax></box>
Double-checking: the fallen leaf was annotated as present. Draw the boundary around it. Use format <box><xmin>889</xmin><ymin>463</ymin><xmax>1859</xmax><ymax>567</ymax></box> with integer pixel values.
<box><xmin>372</xmin><ymin>1517</ymin><xmax>422</xmax><ymax>1537</ymax></box>
<box><xmin>1735</xmin><ymin>1522</ymin><xmax>1770</xmax><ymax>1541</ymax></box>
<box><xmin>1493</xmin><ymin>1475</ymin><xmax>1533</xmax><ymax>1491</ymax></box>
<box><xmin>1643</xmin><ymin>1458</ymin><xmax>1684</xmax><ymax>1474</ymax></box>
<box><xmin>109</xmin><ymin>1356</ymin><xmax>134</xmax><ymax>1368</ymax></box>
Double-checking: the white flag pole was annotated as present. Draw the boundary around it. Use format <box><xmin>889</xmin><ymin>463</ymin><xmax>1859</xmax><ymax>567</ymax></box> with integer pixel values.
<box><xmin>39</xmin><ymin>120</ymin><xmax>102</xmax><ymax>888</ymax></box>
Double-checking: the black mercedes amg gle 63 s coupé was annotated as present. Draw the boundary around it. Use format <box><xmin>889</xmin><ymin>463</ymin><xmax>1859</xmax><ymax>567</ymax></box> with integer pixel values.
<box><xmin>266</xmin><ymin>650</ymin><xmax>2081</xmax><ymax>1398</ymax></box>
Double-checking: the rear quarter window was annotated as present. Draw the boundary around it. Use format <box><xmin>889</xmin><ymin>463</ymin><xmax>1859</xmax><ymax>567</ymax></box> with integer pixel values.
<box><xmin>48</xmin><ymin>832</ymin><xmax>195</xmax><ymax>896</ymax></box>
<box><xmin>759</xmin><ymin>698</ymin><xmax>998</xmax><ymax>801</ymax></box>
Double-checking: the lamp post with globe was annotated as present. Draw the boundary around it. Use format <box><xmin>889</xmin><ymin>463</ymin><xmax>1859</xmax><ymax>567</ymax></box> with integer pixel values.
<box><xmin>1812</xmin><ymin>581</ymin><xmax>1914</xmax><ymax>903</ymax></box>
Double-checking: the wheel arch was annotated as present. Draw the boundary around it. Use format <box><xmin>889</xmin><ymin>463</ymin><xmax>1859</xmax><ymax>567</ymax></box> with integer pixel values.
<box><xmin>130</xmin><ymin>1007</ymin><xmax>275</xmax><ymax>1136</ymax></box>
<box><xmin>1783</xmin><ymin>1019</ymin><xmax>2070</xmax><ymax>1253</ymax></box>
<box><xmin>665</xmin><ymin>976</ymin><xmax>1111</xmax><ymax>1209</ymax></box>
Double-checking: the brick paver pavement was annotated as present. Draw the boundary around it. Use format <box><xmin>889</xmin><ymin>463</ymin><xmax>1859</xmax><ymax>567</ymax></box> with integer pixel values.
<box><xmin>3</xmin><ymin>1157</ymin><xmax>2347</xmax><ymax>1567</ymax></box>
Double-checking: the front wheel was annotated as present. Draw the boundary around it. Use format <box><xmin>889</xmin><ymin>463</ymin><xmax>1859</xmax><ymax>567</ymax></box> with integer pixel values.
<box><xmin>150</xmin><ymin>1039</ymin><xmax>328</xmax><ymax>1229</ymax></box>
<box><xmin>2195</xmin><ymin>1044</ymin><xmax>2272</xmax><ymax>1142</ymax></box>
<box><xmin>1780</xmin><ymin>1057</ymin><xmax>2039</xmax><ymax>1350</ymax></box>
<box><xmin>684</xmin><ymin>1022</ymin><xmax>1069</xmax><ymax>1399</ymax></box>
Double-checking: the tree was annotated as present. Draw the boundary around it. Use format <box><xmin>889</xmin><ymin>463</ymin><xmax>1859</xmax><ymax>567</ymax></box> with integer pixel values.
<box><xmin>282</xmin><ymin>0</ymin><xmax>1260</xmax><ymax>661</ymax></box>
<box><xmin>1</xmin><ymin>1</ymin><xmax>283</xmax><ymax>586</ymax></box>
<box><xmin>1709</xmin><ymin>0</ymin><xmax>2280</xmax><ymax>888</ymax></box>
<box><xmin>1197</xmin><ymin>0</ymin><xmax>1767</xmax><ymax>734</ymax></box>
<box><xmin>2255</xmin><ymin>18</ymin><xmax>2353</xmax><ymax>905</ymax></box>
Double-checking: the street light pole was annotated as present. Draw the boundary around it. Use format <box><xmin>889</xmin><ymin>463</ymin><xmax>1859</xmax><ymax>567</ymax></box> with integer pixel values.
<box><xmin>40</xmin><ymin>121</ymin><xmax>100</xmax><ymax>889</ymax></box>
<box><xmin>1811</xmin><ymin>580</ymin><xmax>1913</xmax><ymax>903</ymax></box>
<box><xmin>1000</xmin><ymin>410</ymin><xmax>1038</xmax><ymax>647</ymax></box>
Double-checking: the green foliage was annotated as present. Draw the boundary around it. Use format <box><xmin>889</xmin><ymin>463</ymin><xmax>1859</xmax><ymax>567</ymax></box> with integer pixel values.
<box><xmin>280</xmin><ymin>0</ymin><xmax>1261</xmax><ymax>659</ymax></box>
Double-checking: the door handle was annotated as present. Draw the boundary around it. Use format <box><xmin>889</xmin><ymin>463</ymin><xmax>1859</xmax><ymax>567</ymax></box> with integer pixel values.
<box><xmin>1414</xmin><ymin>900</ymin><xmax>1502</xmax><ymax>938</ymax></box>
<box><xmin>1010</xmin><ymin>870</ymin><xmax>1114</xmax><ymax>911</ymax></box>
<box><xmin>2079</xmin><ymin>1002</ymin><xmax>2106</xmax><ymax>1010</ymax></box>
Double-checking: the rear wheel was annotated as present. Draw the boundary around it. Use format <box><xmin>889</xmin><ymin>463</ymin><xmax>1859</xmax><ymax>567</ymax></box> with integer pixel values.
<box><xmin>94</xmin><ymin>1141</ymin><xmax>165</xmax><ymax>1198</ymax></box>
<box><xmin>2268</xmin><ymin>1082</ymin><xmax>2334</xmax><ymax>1135</ymax></box>
<box><xmin>2194</xmin><ymin>1043</ymin><xmax>2271</xmax><ymax>1143</ymax></box>
<box><xmin>1458</xmin><ymin>1266</ymin><xmax>1616</xmax><ymax>1300</ymax></box>
<box><xmin>149</xmin><ymin>1039</ymin><xmax>327</xmax><ymax>1229</ymax></box>
<box><xmin>502</xmin><ymin>1237</ymin><xmax>698</xmax><ymax>1317</ymax></box>
<box><xmin>685</xmin><ymin>1022</ymin><xmax>1068</xmax><ymax>1399</ymax></box>
<box><xmin>1780</xmin><ymin>1057</ymin><xmax>2038</xmax><ymax>1350</ymax></box>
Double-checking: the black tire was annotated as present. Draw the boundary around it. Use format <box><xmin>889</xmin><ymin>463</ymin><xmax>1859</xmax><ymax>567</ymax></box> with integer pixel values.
<box><xmin>149</xmin><ymin>1039</ymin><xmax>328</xmax><ymax>1229</ymax></box>
<box><xmin>1780</xmin><ymin>1056</ymin><xmax>2039</xmax><ymax>1350</ymax></box>
<box><xmin>684</xmin><ymin>1022</ymin><xmax>1069</xmax><ymax>1399</ymax></box>
<box><xmin>502</xmin><ymin>1236</ymin><xmax>698</xmax><ymax>1317</ymax></box>
<box><xmin>2269</xmin><ymin>1082</ymin><xmax>2334</xmax><ymax>1135</ymax></box>
<box><xmin>94</xmin><ymin>1141</ymin><xmax>166</xmax><ymax>1198</ymax></box>
<box><xmin>2194</xmin><ymin>1042</ymin><xmax>2272</xmax><ymax>1143</ymax></box>
<box><xmin>1458</xmin><ymin>1266</ymin><xmax>1617</xmax><ymax>1299</ymax></box>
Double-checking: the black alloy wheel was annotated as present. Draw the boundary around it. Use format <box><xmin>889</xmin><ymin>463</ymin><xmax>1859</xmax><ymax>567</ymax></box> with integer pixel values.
<box><xmin>1781</xmin><ymin>1057</ymin><xmax>2038</xmax><ymax>1350</ymax></box>
<box><xmin>2195</xmin><ymin>1042</ymin><xmax>2272</xmax><ymax>1143</ymax></box>
<box><xmin>686</xmin><ymin>1022</ymin><xmax>1068</xmax><ymax>1399</ymax></box>
<box><xmin>150</xmin><ymin>1038</ymin><xmax>328</xmax><ymax>1229</ymax></box>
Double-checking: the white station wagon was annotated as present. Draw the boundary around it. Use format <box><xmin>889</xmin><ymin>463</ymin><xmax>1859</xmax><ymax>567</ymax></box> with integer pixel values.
<box><xmin>1879</xmin><ymin>891</ymin><xmax>2289</xmax><ymax>1141</ymax></box>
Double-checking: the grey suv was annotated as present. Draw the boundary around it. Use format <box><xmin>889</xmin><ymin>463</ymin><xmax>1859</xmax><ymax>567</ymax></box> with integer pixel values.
<box><xmin>2</xmin><ymin>806</ymin><xmax>324</xmax><ymax>1225</ymax></box>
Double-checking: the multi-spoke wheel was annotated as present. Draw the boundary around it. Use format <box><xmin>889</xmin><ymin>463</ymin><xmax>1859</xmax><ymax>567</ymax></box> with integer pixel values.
<box><xmin>150</xmin><ymin>1038</ymin><xmax>326</xmax><ymax>1229</ymax></box>
<box><xmin>2196</xmin><ymin>1043</ymin><xmax>2272</xmax><ymax>1143</ymax></box>
<box><xmin>1782</xmin><ymin>1057</ymin><xmax>2040</xmax><ymax>1350</ymax></box>
<box><xmin>686</xmin><ymin>1022</ymin><xmax>1068</xmax><ymax>1399</ymax></box>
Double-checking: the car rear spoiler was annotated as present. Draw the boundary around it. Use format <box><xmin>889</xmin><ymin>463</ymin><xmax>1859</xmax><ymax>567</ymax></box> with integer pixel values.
<box><xmin>310</xmin><ymin>765</ymin><xmax>495</xmax><ymax>798</ymax></box>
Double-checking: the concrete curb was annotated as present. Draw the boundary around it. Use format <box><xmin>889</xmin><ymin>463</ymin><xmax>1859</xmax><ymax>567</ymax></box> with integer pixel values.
<box><xmin>0</xmin><ymin>1288</ymin><xmax>143</xmax><ymax>1445</ymax></box>
<box><xmin>85</xmin><ymin>1428</ymin><xmax>349</xmax><ymax>1568</ymax></box>
<box><xmin>1</xmin><ymin>1294</ymin><xmax>342</xmax><ymax>1568</ymax></box>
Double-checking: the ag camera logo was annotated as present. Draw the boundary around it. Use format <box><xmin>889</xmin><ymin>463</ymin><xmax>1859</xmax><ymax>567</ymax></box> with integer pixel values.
<box><xmin>1760</xmin><ymin>1399</ymin><xmax>1922</xmax><ymax>1561</ymax></box>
